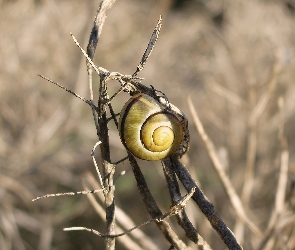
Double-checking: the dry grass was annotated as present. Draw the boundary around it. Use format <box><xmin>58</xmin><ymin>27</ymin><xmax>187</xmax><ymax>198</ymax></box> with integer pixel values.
<box><xmin>1</xmin><ymin>0</ymin><xmax>295</xmax><ymax>249</ymax></box>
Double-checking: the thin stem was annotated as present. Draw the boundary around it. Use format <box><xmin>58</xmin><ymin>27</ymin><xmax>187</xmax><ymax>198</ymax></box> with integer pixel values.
<box><xmin>170</xmin><ymin>155</ymin><xmax>243</xmax><ymax>250</ymax></box>
<box><xmin>85</xmin><ymin>1</ymin><xmax>117</xmax><ymax>249</ymax></box>
<box><xmin>128</xmin><ymin>154</ymin><xmax>191</xmax><ymax>250</ymax></box>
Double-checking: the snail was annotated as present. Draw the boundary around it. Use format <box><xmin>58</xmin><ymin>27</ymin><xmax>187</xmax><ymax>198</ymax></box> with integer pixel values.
<box><xmin>119</xmin><ymin>93</ymin><xmax>189</xmax><ymax>161</ymax></box>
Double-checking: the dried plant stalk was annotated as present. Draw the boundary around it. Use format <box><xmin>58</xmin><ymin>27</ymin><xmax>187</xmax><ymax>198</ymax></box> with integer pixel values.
<box><xmin>85</xmin><ymin>1</ymin><xmax>117</xmax><ymax>249</ymax></box>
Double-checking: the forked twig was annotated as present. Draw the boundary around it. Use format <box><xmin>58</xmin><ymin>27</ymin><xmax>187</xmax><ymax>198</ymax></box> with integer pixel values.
<box><xmin>64</xmin><ymin>187</ymin><xmax>195</xmax><ymax>239</ymax></box>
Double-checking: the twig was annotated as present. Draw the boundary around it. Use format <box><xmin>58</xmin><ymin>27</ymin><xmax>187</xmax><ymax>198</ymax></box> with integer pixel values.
<box><xmin>169</xmin><ymin>155</ymin><xmax>243</xmax><ymax>250</ymax></box>
<box><xmin>249</xmin><ymin>50</ymin><xmax>281</xmax><ymax>125</ymax></box>
<box><xmin>97</xmin><ymin>74</ymin><xmax>116</xmax><ymax>249</ymax></box>
<box><xmin>162</xmin><ymin>159</ymin><xmax>213</xmax><ymax>250</ymax></box>
<box><xmin>84</xmin><ymin>173</ymin><xmax>160</xmax><ymax>250</ymax></box>
<box><xmin>162</xmin><ymin>158</ymin><xmax>199</xmax><ymax>243</ymax></box>
<box><xmin>86</xmin><ymin>0</ymin><xmax>116</xmax><ymax>100</ymax></box>
<box><xmin>133</xmin><ymin>16</ymin><xmax>162</xmax><ymax>77</ymax></box>
<box><xmin>32</xmin><ymin>189</ymin><xmax>104</xmax><ymax>201</ymax></box>
<box><xmin>257</xmin><ymin>96</ymin><xmax>289</xmax><ymax>250</ymax></box>
<box><xmin>236</xmin><ymin>52</ymin><xmax>281</xmax><ymax>242</ymax></box>
<box><xmin>91</xmin><ymin>141</ymin><xmax>104</xmax><ymax>189</ymax></box>
<box><xmin>85</xmin><ymin>1</ymin><xmax>117</xmax><ymax>249</ymax></box>
<box><xmin>64</xmin><ymin>187</ymin><xmax>195</xmax><ymax>238</ymax></box>
<box><xmin>234</xmin><ymin>74</ymin><xmax>258</xmax><ymax>242</ymax></box>
<box><xmin>37</xmin><ymin>74</ymin><xmax>95</xmax><ymax>108</ymax></box>
<box><xmin>128</xmin><ymin>154</ymin><xmax>192</xmax><ymax>250</ymax></box>
<box><xmin>187</xmin><ymin>96</ymin><xmax>261</xmax><ymax>236</ymax></box>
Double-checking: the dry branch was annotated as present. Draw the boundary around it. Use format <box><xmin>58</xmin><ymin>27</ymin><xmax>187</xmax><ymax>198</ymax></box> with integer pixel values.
<box><xmin>128</xmin><ymin>155</ymin><xmax>192</xmax><ymax>250</ymax></box>
<box><xmin>85</xmin><ymin>1</ymin><xmax>117</xmax><ymax>249</ymax></box>
<box><xmin>167</xmin><ymin>156</ymin><xmax>243</xmax><ymax>250</ymax></box>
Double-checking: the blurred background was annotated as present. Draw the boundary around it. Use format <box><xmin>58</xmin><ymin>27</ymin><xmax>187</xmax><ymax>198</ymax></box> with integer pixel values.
<box><xmin>1</xmin><ymin>0</ymin><xmax>295</xmax><ymax>249</ymax></box>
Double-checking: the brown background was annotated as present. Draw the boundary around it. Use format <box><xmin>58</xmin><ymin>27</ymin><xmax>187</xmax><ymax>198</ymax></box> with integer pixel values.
<box><xmin>1</xmin><ymin>0</ymin><xmax>295</xmax><ymax>249</ymax></box>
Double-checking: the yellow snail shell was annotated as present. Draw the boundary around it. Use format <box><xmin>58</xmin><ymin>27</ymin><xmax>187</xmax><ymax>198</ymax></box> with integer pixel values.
<box><xmin>119</xmin><ymin>93</ymin><xmax>184</xmax><ymax>161</ymax></box>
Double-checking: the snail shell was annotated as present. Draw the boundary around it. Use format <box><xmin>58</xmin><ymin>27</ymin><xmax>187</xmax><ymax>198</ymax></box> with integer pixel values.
<box><xmin>119</xmin><ymin>93</ymin><xmax>185</xmax><ymax>161</ymax></box>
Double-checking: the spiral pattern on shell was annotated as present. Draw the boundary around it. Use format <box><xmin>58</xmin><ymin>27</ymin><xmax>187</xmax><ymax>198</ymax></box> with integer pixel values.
<box><xmin>119</xmin><ymin>93</ymin><xmax>184</xmax><ymax>161</ymax></box>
